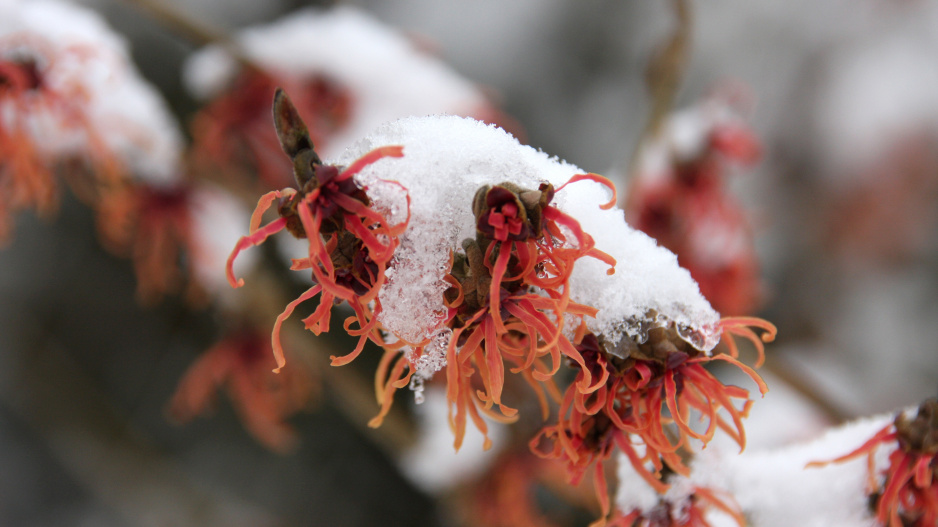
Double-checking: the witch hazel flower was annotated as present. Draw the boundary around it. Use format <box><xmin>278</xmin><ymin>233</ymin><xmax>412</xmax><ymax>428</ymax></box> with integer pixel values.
<box><xmin>531</xmin><ymin>319</ymin><xmax>774</xmax><ymax>523</ymax></box>
<box><xmin>626</xmin><ymin>92</ymin><xmax>762</xmax><ymax>315</ymax></box>
<box><xmin>101</xmin><ymin>180</ymin><xmax>255</xmax><ymax>304</ymax></box>
<box><xmin>185</xmin><ymin>5</ymin><xmax>510</xmax><ymax>190</ymax></box>
<box><xmin>808</xmin><ymin>399</ymin><xmax>938</xmax><ymax>527</ymax></box>
<box><xmin>188</xmin><ymin>64</ymin><xmax>353</xmax><ymax>190</ymax></box>
<box><xmin>226</xmin><ymin>89</ymin><xmax>408</xmax><ymax>374</ymax></box>
<box><xmin>439</xmin><ymin>175</ymin><xmax>617</xmax><ymax>448</ymax></box>
<box><xmin>167</xmin><ymin>325</ymin><xmax>314</xmax><ymax>453</ymax></box>
<box><xmin>0</xmin><ymin>0</ymin><xmax>182</xmax><ymax>243</ymax></box>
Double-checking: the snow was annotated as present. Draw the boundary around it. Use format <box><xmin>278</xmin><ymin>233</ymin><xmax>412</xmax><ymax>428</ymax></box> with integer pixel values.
<box><xmin>615</xmin><ymin>451</ymin><xmax>741</xmax><ymax>527</ymax></box>
<box><xmin>183</xmin><ymin>5</ymin><xmax>490</xmax><ymax>160</ymax></box>
<box><xmin>398</xmin><ymin>385</ymin><xmax>503</xmax><ymax>493</ymax></box>
<box><xmin>0</xmin><ymin>0</ymin><xmax>183</xmax><ymax>184</ymax></box>
<box><xmin>335</xmin><ymin>114</ymin><xmax>719</xmax><ymax>379</ymax></box>
<box><xmin>688</xmin><ymin>412</ymin><xmax>897</xmax><ymax>527</ymax></box>
<box><xmin>189</xmin><ymin>183</ymin><xmax>255</xmax><ymax>297</ymax></box>
<box><xmin>561</xmin><ymin>178</ymin><xmax>721</xmax><ymax>351</ymax></box>
<box><xmin>615</xmin><ymin>444</ymin><xmax>661</xmax><ymax>513</ymax></box>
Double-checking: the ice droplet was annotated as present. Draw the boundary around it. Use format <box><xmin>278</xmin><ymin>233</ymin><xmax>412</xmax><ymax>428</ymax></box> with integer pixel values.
<box><xmin>409</xmin><ymin>375</ymin><xmax>425</xmax><ymax>404</ymax></box>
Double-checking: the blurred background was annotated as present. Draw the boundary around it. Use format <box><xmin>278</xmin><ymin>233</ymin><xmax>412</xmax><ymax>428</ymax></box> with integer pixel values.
<box><xmin>1</xmin><ymin>0</ymin><xmax>937</xmax><ymax>525</ymax></box>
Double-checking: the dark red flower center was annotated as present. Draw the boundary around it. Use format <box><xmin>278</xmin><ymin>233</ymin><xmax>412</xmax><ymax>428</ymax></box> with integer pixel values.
<box><xmin>0</xmin><ymin>58</ymin><xmax>42</xmax><ymax>93</ymax></box>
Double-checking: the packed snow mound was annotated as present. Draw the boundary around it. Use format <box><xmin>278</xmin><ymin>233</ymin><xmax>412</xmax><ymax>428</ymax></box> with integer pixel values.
<box><xmin>688</xmin><ymin>413</ymin><xmax>896</xmax><ymax>527</ymax></box>
<box><xmin>334</xmin><ymin>115</ymin><xmax>720</xmax><ymax>376</ymax></box>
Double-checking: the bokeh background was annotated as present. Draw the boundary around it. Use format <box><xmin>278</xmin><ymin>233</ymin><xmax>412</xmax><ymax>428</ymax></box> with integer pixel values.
<box><xmin>2</xmin><ymin>0</ymin><xmax>937</xmax><ymax>525</ymax></box>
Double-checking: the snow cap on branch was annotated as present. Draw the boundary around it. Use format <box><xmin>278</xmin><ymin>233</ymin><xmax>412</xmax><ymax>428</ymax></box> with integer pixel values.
<box><xmin>335</xmin><ymin>114</ymin><xmax>720</xmax><ymax>377</ymax></box>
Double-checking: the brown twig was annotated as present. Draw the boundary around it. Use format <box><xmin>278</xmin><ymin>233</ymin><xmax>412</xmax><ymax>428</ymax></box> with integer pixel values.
<box><xmin>118</xmin><ymin>0</ymin><xmax>254</xmax><ymax>68</ymax></box>
<box><xmin>120</xmin><ymin>0</ymin><xmax>229</xmax><ymax>47</ymax></box>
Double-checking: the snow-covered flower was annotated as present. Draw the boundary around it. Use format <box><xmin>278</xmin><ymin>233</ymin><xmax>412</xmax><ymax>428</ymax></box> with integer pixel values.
<box><xmin>98</xmin><ymin>179</ymin><xmax>252</xmax><ymax>304</ymax></box>
<box><xmin>226</xmin><ymin>90</ymin><xmax>408</xmax><ymax>373</ymax></box>
<box><xmin>189</xmin><ymin>66</ymin><xmax>353</xmax><ymax>190</ymax></box>
<box><xmin>185</xmin><ymin>5</ymin><xmax>514</xmax><ymax>190</ymax></box>
<box><xmin>226</xmin><ymin>101</ymin><xmax>777</xmax><ymax>524</ymax></box>
<box><xmin>440</xmin><ymin>174</ymin><xmax>617</xmax><ymax>449</ymax></box>
<box><xmin>532</xmin><ymin>319</ymin><xmax>773</xmax><ymax>522</ymax></box>
<box><xmin>0</xmin><ymin>0</ymin><xmax>182</xmax><ymax>243</ymax></box>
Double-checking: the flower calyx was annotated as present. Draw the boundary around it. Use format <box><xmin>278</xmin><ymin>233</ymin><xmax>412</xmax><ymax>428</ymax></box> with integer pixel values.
<box><xmin>0</xmin><ymin>57</ymin><xmax>42</xmax><ymax>93</ymax></box>
<box><xmin>896</xmin><ymin>398</ymin><xmax>938</xmax><ymax>456</ymax></box>
<box><xmin>473</xmin><ymin>181</ymin><xmax>553</xmax><ymax>244</ymax></box>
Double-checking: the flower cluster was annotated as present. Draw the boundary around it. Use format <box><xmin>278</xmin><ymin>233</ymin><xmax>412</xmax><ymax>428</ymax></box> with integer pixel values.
<box><xmin>0</xmin><ymin>0</ymin><xmax>183</xmax><ymax>245</ymax></box>
<box><xmin>184</xmin><ymin>5</ymin><xmax>515</xmax><ymax>191</ymax></box>
<box><xmin>532</xmin><ymin>318</ymin><xmax>774</xmax><ymax>521</ymax></box>
<box><xmin>227</xmin><ymin>97</ymin><xmax>775</xmax><ymax>525</ymax></box>
<box><xmin>809</xmin><ymin>398</ymin><xmax>938</xmax><ymax>527</ymax></box>
<box><xmin>0</xmin><ymin>39</ymin><xmax>121</xmax><ymax>243</ymax></box>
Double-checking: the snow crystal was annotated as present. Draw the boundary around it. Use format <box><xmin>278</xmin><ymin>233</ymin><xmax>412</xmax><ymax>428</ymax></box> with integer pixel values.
<box><xmin>183</xmin><ymin>5</ymin><xmax>490</xmax><ymax>159</ymax></box>
<box><xmin>689</xmin><ymin>412</ymin><xmax>897</xmax><ymax>527</ymax></box>
<box><xmin>334</xmin><ymin>114</ymin><xmax>720</xmax><ymax>378</ymax></box>
<box><xmin>615</xmin><ymin>446</ymin><xmax>661</xmax><ymax>513</ymax></box>
<box><xmin>0</xmin><ymin>0</ymin><xmax>183</xmax><ymax>184</ymax></box>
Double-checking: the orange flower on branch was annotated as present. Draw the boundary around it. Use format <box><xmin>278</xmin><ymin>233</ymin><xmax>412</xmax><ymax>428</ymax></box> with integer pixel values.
<box><xmin>1</xmin><ymin>2</ymin><xmax>185</xmax><ymax>246</ymax></box>
<box><xmin>0</xmin><ymin>47</ymin><xmax>124</xmax><ymax>243</ymax></box>
<box><xmin>226</xmin><ymin>89</ymin><xmax>407</xmax><ymax>373</ymax></box>
<box><xmin>167</xmin><ymin>327</ymin><xmax>315</xmax><ymax>453</ymax></box>
<box><xmin>532</xmin><ymin>318</ymin><xmax>774</xmax><ymax>522</ymax></box>
<box><xmin>110</xmin><ymin>184</ymin><xmax>197</xmax><ymax>303</ymax></box>
<box><xmin>190</xmin><ymin>68</ymin><xmax>352</xmax><ymax>190</ymax></box>
<box><xmin>620</xmin><ymin>318</ymin><xmax>774</xmax><ymax>466</ymax></box>
<box><xmin>437</xmin><ymin>177</ymin><xmax>617</xmax><ymax>449</ymax></box>
<box><xmin>0</xmin><ymin>56</ymin><xmax>57</xmax><ymax>241</ymax></box>
<box><xmin>626</xmin><ymin>98</ymin><xmax>762</xmax><ymax>316</ymax></box>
